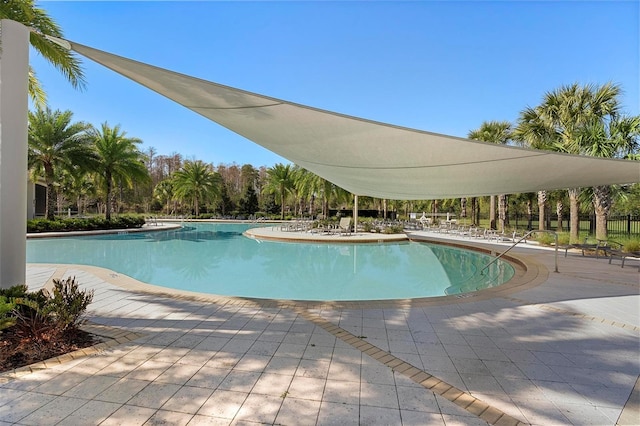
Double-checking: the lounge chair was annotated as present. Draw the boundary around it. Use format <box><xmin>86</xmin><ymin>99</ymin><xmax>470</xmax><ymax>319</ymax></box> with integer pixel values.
<box><xmin>563</xmin><ymin>238</ymin><xmax>603</xmax><ymax>257</ymax></box>
<box><xmin>599</xmin><ymin>241</ymin><xmax>640</xmax><ymax>270</ymax></box>
<box><xmin>338</xmin><ymin>217</ymin><xmax>352</xmax><ymax>235</ymax></box>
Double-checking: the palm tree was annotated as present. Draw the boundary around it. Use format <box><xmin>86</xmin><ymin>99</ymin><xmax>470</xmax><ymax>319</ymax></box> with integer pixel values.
<box><xmin>89</xmin><ymin>123</ymin><xmax>149</xmax><ymax>220</ymax></box>
<box><xmin>172</xmin><ymin>160</ymin><xmax>221</xmax><ymax>217</ymax></box>
<box><xmin>515</xmin><ymin>83</ymin><xmax>624</xmax><ymax>242</ymax></box>
<box><xmin>514</xmin><ymin>106</ymin><xmax>560</xmax><ymax>232</ymax></box>
<box><xmin>153</xmin><ymin>179</ymin><xmax>175</xmax><ymax>215</ymax></box>
<box><xmin>576</xmin><ymin>115</ymin><xmax>640</xmax><ymax>239</ymax></box>
<box><xmin>27</xmin><ymin>107</ymin><xmax>93</xmax><ymax>219</ymax></box>
<box><xmin>59</xmin><ymin>165</ymin><xmax>95</xmax><ymax>216</ymax></box>
<box><xmin>0</xmin><ymin>0</ymin><xmax>85</xmax><ymax>106</ymax></box>
<box><xmin>468</xmin><ymin>121</ymin><xmax>512</xmax><ymax>231</ymax></box>
<box><xmin>263</xmin><ymin>163</ymin><xmax>296</xmax><ymax>219</ymax></box>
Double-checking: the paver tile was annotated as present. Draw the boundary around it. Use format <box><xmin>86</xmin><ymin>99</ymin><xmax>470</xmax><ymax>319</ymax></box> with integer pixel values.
<box><xmin>251</xmin><ymin>372</ymin><xmax>293</xmax><ymax>395</ymax></box>
<box><xmin>197</xmin><ymin>389</ymin><xmax>247</xmax><ymax>419</ymax></box>
<box><xmin>95</xmin><ymin>377</ymin><xmax>150</xmax><ymax>404</ymax></box>
<box><xmin>275</xmin><ymin>396</ymin><xmax>321</xmax><ymax>425</ymax></box>
<box><xmin>287</xmin><ymin>376</ymin><xmax>326</xmax><ymax>401</ymax></box>
<box><xmin>101</xmin><ymin>404</ymin><xmax>156</xmax><ymax>426</ymax></box>
<box><xmin>144</xmin><ymin>409</ymin><xmax>193</xmax><ymax>425</ymax></box>
<box><xmin>233</xmin><ymin>393</ymin><xmax>282</xmax><ymax>424</ymax></box>
<box><xmin>18</xmin><ymin>395</ymin><xmax>87</xmax><ymax>426</ymax></box>
<box><xmin>161</xmin><ymin>385</ymin><xmax>214</xmax><ymax>414</ymax></box>
<box><xmin>316</xmin><ymin>401</ymin><xmax>359</xmax><ymax>426</ymax></box>
<box><xmin>127</xmin><ymin>382</ymin><xmax>181</xmax><ymax>409</ymax></box>
<box><xmin>56</xmin><ymin>400</ymin><xmax>121</xmax><ymax>425</ymax></box>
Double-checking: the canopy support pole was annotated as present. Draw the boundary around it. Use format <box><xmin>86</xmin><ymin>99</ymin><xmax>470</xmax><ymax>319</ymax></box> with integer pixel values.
<box><xmin>353</xmin><ymin>194</ymin><xmax>358</xmax><ymax>235</ymax></box>
<box><xmin>0</xmin><ymin>20</ymin><xmax>29</xmax><ymax>289</ymax></box>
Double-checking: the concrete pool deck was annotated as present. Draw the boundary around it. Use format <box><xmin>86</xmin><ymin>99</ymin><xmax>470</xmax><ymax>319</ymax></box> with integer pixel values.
<box><xmin>3</xmin><ymin>227</ymin><xmax>639</xmax><ymax>425</ymax></box>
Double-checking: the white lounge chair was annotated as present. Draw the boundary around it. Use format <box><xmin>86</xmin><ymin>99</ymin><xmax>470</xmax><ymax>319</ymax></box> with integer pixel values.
<box><xmin>338</xmin><ymin>217</ymin><xmax>352</xmax><ymax>235</ymax></box>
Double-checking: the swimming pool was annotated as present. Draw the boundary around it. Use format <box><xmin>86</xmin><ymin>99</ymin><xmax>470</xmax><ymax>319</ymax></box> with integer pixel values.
<box><xmin>27</xmin><ymin>223</ymin><xmax>514</xmax><ymax>301</ymax></box>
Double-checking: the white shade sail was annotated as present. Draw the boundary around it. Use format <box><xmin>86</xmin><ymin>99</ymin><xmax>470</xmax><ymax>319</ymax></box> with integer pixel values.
<box><xmin>65</xmin><ymin>39</ymin><xmax>639</xmax><ymax>200</ymax></box>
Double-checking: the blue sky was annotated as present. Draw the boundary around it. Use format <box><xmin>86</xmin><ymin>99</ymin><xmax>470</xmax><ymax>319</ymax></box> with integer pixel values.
<box><xmin>33</xmin><ymin>1</ymin><xmax>639</xmax><ymax>167</ymax></box>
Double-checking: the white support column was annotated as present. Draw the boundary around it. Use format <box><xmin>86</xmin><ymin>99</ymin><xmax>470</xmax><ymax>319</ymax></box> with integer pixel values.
<box><xmin>353</xmin><ymin>194</ymin><xmax>358</xmax><ymax>235</ymax></box>
<box><xmin>0</xmin><ymin>20</ymin><xmax>29</xmax><ymax>289</ymax></box>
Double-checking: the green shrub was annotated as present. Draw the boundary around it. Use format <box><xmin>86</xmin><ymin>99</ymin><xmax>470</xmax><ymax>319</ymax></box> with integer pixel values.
<box><xmin>49</xmin><ymin>277</ymin><xmax>94</xmax><ymax>331</ymax></box>
<box><xmin>0</xmin><ymin>298</ymin><xmax>16</xmax><ymax>331</ymax></box>
<box><xmin>4</xmin><ymin>278</ymin><xmax>93</xmax><ymax>343</ymax></box>
<box><xmin>556</xmin><ymin>233</ymin><xmax>570</xmax><ymax>246</ymax></box>
<box><xmin>382</xmin><ymin>225</ymin><xmax>405</xmax><ymax>234</ymax></box>
<box><xmin>27</xmin><ymin>215</ymin><xmax>145</xmax><ymax>233</ymax></box>
<box><xmin>533</xmin><ymin>233</ymin><xmax>556</xmax><ymax>246</ymax></box>
<box><xmin>623</xmin><ymin>239</ymin><xmax>640</xmax><ymax>253</ymax></box>
<box><xmin>0</xmin><ymin>284</ymin><xmax>29</xmax><ymax>331</ymax></box>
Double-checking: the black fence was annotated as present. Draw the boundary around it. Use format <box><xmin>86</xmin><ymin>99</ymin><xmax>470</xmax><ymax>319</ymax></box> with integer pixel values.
<box><xmin>508</xmin><ymin>214</ymin><xmax>640</xmax><ymax>237</ymax></box>
<box><xmin>331</xmin><ymin>209</ymin><xmax>639</xmax><ymax>237</ymax></box>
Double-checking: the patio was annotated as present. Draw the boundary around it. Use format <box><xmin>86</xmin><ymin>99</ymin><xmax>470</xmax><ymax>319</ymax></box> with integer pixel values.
<box><xmin>1</xmin><ymin>232</ymin><xmax>638</xmax><ymax>425</ymax></box>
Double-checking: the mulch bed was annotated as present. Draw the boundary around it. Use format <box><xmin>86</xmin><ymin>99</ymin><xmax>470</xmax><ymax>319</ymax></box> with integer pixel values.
<box><xmin>0</xmin><ymin>328</ymin><xmax>97</xmax><ymax>373</ymax></box>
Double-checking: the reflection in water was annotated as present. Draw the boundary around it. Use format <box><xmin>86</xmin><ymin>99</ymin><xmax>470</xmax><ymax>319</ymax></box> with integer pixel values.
<box><xmin>27</xmin><ymin>223</ymin><xmax>514</xmax><ymax>301</ymax></box>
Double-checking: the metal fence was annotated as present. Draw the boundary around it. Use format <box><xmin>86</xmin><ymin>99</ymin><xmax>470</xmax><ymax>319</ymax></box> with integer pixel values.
<box><xmin>508</xmin><ymin>214</ymin><xmax>640</xmax><ymax>237</ymax></box>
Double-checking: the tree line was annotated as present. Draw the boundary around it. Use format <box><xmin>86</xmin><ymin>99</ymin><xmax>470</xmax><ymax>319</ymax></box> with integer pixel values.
<box><xmin>8</xmin><ymin>0</ymin><xmax>639</xmax><ymax>242</ymax></box>
<box><xmin>28</xmin><ymin>79</ymin><xmax>640</xmax><ymax>245</ymax></box>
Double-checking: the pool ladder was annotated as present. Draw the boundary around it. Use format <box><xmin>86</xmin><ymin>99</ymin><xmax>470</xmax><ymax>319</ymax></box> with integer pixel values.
<box><xmin>481</xmin><ymin>230</ymin><xmax>559</xmax><ymax>274</ymax></box>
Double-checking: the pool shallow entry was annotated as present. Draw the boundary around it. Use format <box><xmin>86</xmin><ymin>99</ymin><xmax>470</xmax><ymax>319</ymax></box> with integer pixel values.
<box><xmin>27</xmin><ymin>223</ymin><xmax>514</xmax><ymax>301</ymax></box>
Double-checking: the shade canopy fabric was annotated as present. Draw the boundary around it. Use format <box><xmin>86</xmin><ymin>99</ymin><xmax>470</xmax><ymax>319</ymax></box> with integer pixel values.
<box><xmin>64</xmin><ymin>39</ymin><xmax>639</xmax><ymax>200</ymax></box>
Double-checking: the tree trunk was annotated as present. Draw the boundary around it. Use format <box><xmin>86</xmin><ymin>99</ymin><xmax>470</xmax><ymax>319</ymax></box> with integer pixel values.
<box><xmin>470</xmin><ymin>197</ymin><xmax>477</xmax><ymax>226</ymax></box>
<box><xmin>568</xmin><ymin>188</ymin><xmax>580</xmax><ymax>244</ymax></box>
<box><xmin>460</xmin><ymin>198</ymin><xmax>467</xmax><ymax>224</ymax></box>
<box><xmin>105</xmin><ymin>171</ymin><xmax>113</xmax><ymax>221</ymax></box>
<box><xmin>44</xmin><ymin>164</ymin><xmax>56</xmax><ymax>220</ymax></box>
<box><xmin>504</xmin><ymin>197</ymin><xmax>509</xmax><ymax>228</ymax></box>
<box><xmin>593</xmin><ymin>185</ymin><xmax>611</xmax><ymax>241</ymax></box>
<box><xmin>526</xmin><ymin>198</ymin><xmax>533</xmax><ymax>230</ymax></box>
<box><xmin>498</xmin><ymin>194</ymin><xmax>507</xmax><ymax>233</ymax></box>
<box><xmin>45</xmin><ymin>183</ymin><xmax>56</xmax><ymax>221</ymax></box>
<box><xmin>537</xmin><ymin>190</ymin><xmax>547</xmax><ymax>230</ymax></box>
<box><xmin>489</xmin><ymin>195</ymin><xmax>496</xmax><ymax>230</ymax></box>
<box><xmin>383</xmin><ymin>199</ymin><xmax>388</xmax><ymax>220</ymax></box>
<box><xmin>280</xmin><ymin>183</ymin><xmax>285</xmax><ymax>220</ymax></box>
<box><xmin>556</xmin><ymin>200</ymin><xmax>564</xmax><ymax>232</ymax></box>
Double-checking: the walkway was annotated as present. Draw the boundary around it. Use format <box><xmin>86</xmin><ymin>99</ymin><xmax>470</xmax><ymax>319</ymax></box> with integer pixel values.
<box><xmin>2</xmin><ymin>229</ymin><xmax>638</xmax><ymax>425</ymax></box>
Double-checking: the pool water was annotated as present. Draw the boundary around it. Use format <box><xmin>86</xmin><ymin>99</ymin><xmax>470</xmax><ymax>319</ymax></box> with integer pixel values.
<box><xmin>27</xmin><ymin>223</ymin><xmax>514</xmax><ymax>301</ymax></box>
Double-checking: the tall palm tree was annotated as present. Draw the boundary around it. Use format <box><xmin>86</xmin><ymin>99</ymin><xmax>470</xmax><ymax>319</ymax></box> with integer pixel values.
<box><xmin>153</xmin><ymin>178</ymin><xmax>175</xmax><ymax>216</ymax></box>
<box><xmin>576</xmin><ymin>115</ymin><xmax>640</xmax><ymax>239</ymax></box>
<box><xmin>0</xmin><ymin>0</ymin><xmax>85</xmax><ymax>106</ymax></box>
<box><xmin>59</xmin><ymin>165</ymin><xmax>95</xmax><ymax>216</ymax></box>
<box><xmin>27</xmin><ymin>107</ymin><xmax>93</xmax><ymax>219</ymax></box>
<box><xmin>293</xmin><ymin>167</ymin><xmax>316</xmax><ymax>216</ymax></box>
<box><xmin>513</xmin><ymin>106</ymin><xmax>560</xmax><ymax>232</ymax></box>
<box><xmin>468</xmin><ymin>121</ymin><xmax>512</xmax><ymax>231</ymax></box>
<box><xmin>172</xmin><ymin>160</ymin><xmax>221</xmax><ymax>217</ymax></box>
<box><xmin>89</xmin><ymin>123</ymin><xmax>148</xmax><ymax>220</ymax></box>
<box><xmin>515</xmin><ymin>83</ymin><xmax>628</xmax><ymax>242</ymax></box>
<box><xmin>263</xmin><ymin>163</ymin><xmax>296</xmax><ymax>219</ymax></box>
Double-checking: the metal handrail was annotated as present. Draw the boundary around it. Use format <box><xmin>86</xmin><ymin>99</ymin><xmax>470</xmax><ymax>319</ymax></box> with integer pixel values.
<box><xmin>481</xmin><ymin>230</ymin><xmax>558</xmax><ymax>274</ymax></box>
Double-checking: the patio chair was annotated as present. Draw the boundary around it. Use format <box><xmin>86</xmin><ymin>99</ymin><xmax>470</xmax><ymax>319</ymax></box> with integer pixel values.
<box><xmin>338</xmin><ymin>217</ymin><xmax>352</xmax><ymax>235</ymax></box>
<box><xmin>563</xmin><ymin>238</ymin><xmax>602</xmax><ymax>257</ymax></box>
<box><xmin>599</xmin><ymin>241</ymin><xmax>640</xmax><ymax>270</ymax></box>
